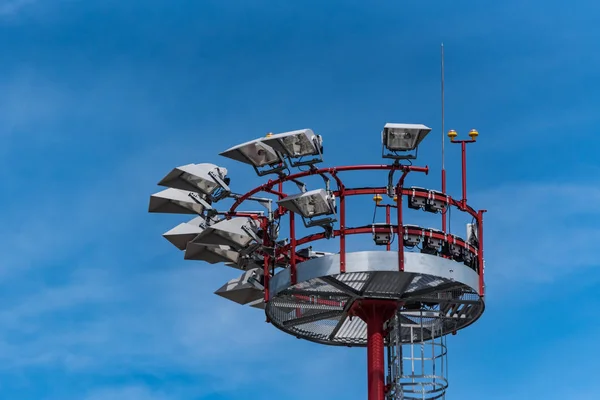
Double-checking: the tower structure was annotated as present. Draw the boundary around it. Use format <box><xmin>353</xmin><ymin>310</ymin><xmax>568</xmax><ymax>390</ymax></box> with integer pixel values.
<box><xmin>149</xmin><ymin>125</ymin><xmax>486</xmax><ymax>400</ymax></box>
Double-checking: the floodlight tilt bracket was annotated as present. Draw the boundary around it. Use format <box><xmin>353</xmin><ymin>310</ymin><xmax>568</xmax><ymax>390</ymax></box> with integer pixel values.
<box><xmin>187</xmin><ymin>192</ymin><xmax>213</xmax><ymax>212</ymax></box>
<box><xmin>208</xmin><ymin>170</ymin><xmax>231</xmax><ymax>201</ymax></box>
<box><xmin>252</xmin><ymin>162</ymin><xmax>288</xmax><ymax>177</ymax></box>
<box><xmin>381</xmin><ymin>144</ymin><xmax>419</xmax><ymax>161</ymax></box>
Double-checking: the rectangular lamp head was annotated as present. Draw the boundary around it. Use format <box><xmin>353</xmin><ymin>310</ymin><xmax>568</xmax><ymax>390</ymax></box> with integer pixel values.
<box><xmin>262</xmin><ymin>129</ymin><xmax>323</xmax><ymax>166</ymax></box>
<box><xmin>277</xmin><ymin>188</ymin><xmax>337</xmax><ymax>228</ymax></box>
<box><xmin>162</xmin><ymin>216</ymin><xmax>208</xmax><ymax>250</ymax></box>
<box><xmin>158</xmin><ymin>163</ymin><xmax>230</xmax><ymax>199</ymax></box>
<box><xmin>214</xmin><ymin>268</ymin><xmax>265</xmax><ymax>305</ymax></box>
<box><xmin>192</xmin><ymin>217</ymin><xmax>260</xmax><ymax>252</ymax></box>
<box><xmin>220</xmin><ymin>137</ymin><xmax>286</xmax><ymax>176</ymax></box>
<box><xmin>184</xmin><ymin>243</ymin><xmax>239</xmax><ymax>264</ymax></box>
<box><xmin>383</xmin><ymin>123</ymin><xmax>431</xmax><ymax>151</ymax></box>
<box><xmin>148</xmin><ymin>188</ymin><xmax>212</xmax><ymax>215</ymax></box>
<box><xmin>277</xmin><ymin>188</ymin><xmax>335</xmax><ymax>219</ymax></box>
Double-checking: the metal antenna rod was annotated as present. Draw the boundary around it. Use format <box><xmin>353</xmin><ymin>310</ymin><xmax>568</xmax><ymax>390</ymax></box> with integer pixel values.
<box><xmin>441</xmin><ymin>43</ymin><xmax>447</xmax><ymax>232</ymax></box>
<box><xmin>441</xmin><ymin>43</ymin><xmax>445</xmax><ymax>171</ymax></box>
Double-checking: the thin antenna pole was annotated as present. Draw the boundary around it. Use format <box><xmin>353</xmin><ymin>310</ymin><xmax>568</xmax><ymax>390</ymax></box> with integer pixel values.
<box><xmin>441</xmin><ymin>43</ymin><xmax>447</xmax><ymax>232</ymax></box>
<box><xmin>441</xmin><ymin>43</ymin><xmax>445</xmax><ymax>170</ymax></box>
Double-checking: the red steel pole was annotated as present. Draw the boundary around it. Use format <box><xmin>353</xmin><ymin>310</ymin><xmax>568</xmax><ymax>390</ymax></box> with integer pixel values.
<box><xmin>477</xmin><ymin>210</ymin><xmax>486</xmax><ymax>297</ymax></box>
<box><xmin>290</xmin><ymin>211</ymin><xmax>297</xmax><ymax>285</ymax></box>
<box><xmin>353</xmin><ymin>300</ymin><xmax>398</xmax><ymax>400</ymax></box>
<box><xmin>367</xmin><ymin>312</ymin><xmax>386</xmax><ymax>400</ymax></box>
<box><xmin>262</xmin><ymin>218</ymin><xmax>270</xmax><ymax>304</ymax></box>
<box><xmin>461</xmin><ymin>141</ymin><xmax>467</xmax><ymax>207</ymax></box>
<box><xmin>396</xmin><ymin>189</ymin><xmax>404</xmax><ymax>271</ymax></box>
<box><xmin>441</xmin><ymin>168</ymin><xmax>447</xmax><ymax>232</ymax></box>
<box><xmin>385</xmin><ymin>204</ymin><xmax>391</xmax><ymax>251</ymax></box>
<box><xmin>339</xmin><ymin>190</ymin><xmax>346</xmax><ymax>273</ymax></box>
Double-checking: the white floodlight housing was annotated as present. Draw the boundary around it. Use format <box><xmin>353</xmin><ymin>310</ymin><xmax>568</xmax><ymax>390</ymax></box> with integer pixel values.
<box><xmin>277</xmin><ymin>188</ymin><xmax>337</xmax><ymax>228</ymax></box>
<box><xmin>214</xmin><ymin>268</ymin><xmax>265</xmax><ymax>305</ymax></box>
<box><xmin>425</xmin><ymin>189</ymin><xmax>447</xmax><ymax>214</ymax></box>
<box><xmin>467</xmin><ymin>223</ymin><xmax>479</xmax><ymax>248</ymax></box>
<box><xmin>382</xmin><ymin>123</ymin><xmax>431</xmax><ymax>160</ymax></box>
<box><xmin>192</xmin><ymin>217</ymin><xmax>260</xmax><ymax>254</ymax></box>
<box><xmin>148</xmin><ymin>188</ymin><xmax>212</xmax><ymax>215</ymax></box>
<box><xmin>184</xmin><ymin>243</ymin><xmax>240</xmax><ymax>265</ymax></box>
<box><xmin>262</xmin><ymin>129</ymin><xmax>323</xmax><ymax>167</ymax></box>
<box><xmin>408</xmin><ymin>187</ymin><xmax>428</xmax><ymax>210</ymax></box>
<box><xmin>296</xmin><ymin>247</ymin><xmax>335</xmax><ymax>259</ymax></box>
<box><xmin>372</xmin><ymin>223</ymin><xmax>393</xmax><ymax>246</ymax></box>
<box><xmin>403</xmin><ymin>224</ymin><xmax>423</xmax><ymax>247</ymax></box>
<box><xmin>247</xmin><ymin>298</ymin><xmax>266</xmax><ymax>309</ymax></box>
<box><xmin>158</xmin><ymin>163</ymin><xmax>230</xmax><ymax>201</ymax></box>
<box><xmin>220</xmin><ymin>137</ymin><xmax>286</xmax><ymax>176</ymax></box>
<box><xmin>163</xmin><ymin>216</ymin><xmax>209</xmax><ymax>250</ymax></box>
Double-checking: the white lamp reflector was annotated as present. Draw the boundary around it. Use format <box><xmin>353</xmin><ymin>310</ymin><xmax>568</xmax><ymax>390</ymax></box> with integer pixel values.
<box><xmin>262</xmin><ymin>129</ymin><xmax>322</xmax><ymax>158</ymax></box>
<box><xmin>148</xmin><ymin>188</ymin><xmax>211</xmax><ymax>215</ymax></box>
<box><xmin>214</xmin><ymin>268</ymin><xmax>264</xmax><ymax>305</ymax></box>
<box><xmin>162</xmin><ymin>216</ymin><xmax>208</xmax><ymax>250</ymax></box>
<box><xmin>158</xmin><ymin>163</ymin><xmax>228</xmax><ymax>195</ymax></box>
<box><xmin>383</xmin><ymin>123</ymin><xmax>431</xmax><ymax>151</ymax></box>
<box><xmin>184</xmin><ymin>243</ymin><xmax>239</xmax><ymax>264</ymax></box>
<box><xmin>247</xmin><ymin>298</ymin><xmax>266</xmax><ymax>309</ymax></box>
<box><xmin>277</xmin><ymin>189</ymin><xmax>336</xmax><ymax>219</ymax></box>
<box><xmin>192</xmin><ymin>217</ymin><xmax>259</xmax><ymax>250</ymax></box>
<box><xmin>220</xmin><ymin>138</ymin><xmax>283</xmax><ymax>167</ymax></box>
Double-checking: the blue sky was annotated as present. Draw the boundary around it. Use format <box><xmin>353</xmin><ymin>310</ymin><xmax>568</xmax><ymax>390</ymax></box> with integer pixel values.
<box><xmin>0</xmin><ymin>0</ymin><xmax>599</xmax><ymax>399</ymax></box>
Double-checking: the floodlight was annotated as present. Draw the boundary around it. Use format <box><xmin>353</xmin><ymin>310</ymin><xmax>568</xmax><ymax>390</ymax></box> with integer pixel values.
<box><xmin>158</xmin><ymin>163</ymin><xmax>230</xmax><ymax>201</ymax></box>
<box><xmin>372</xmin><ymin>223</ymin><xmax>393</xmax><ymax>246</ymax></box>
<box><xmin>408</xmin><ymin>187</ymin><xmax>428</xmax><ymax>210</ymax></box>
<box><xmin>214</xmin><ymin>268</ymin><xmax>265</xmax><ymax>305</ymax></box>
<box><xmin>277</xmin><ymin>188</ymin><xmax>337</xmax><ymax>227</ymax></box>
<box><xmin>163</xmin><ymin>216</ymin><xmax>208</xmax><ymax>250</ymax></box>
<box><xmin>382</xmin><ymin>123</ymin><xmax>431</xmax><ymax>160</ymax></box>
<box><xmin>463</xmin><ymin>247</ymin><xmax>474</xmax><ymax>268</ymax></box>
<box><xmin>447</xmin><ymin>234</ymin><xmax>464</xmax><ymax>262</ymax></box>
<box><xmin>421</xmin><ymin>228</ymin><xmax>444</xmax><ymax>256</ymax></box>
<box><xmin>296</xmin><ymin>247</ymin><xmax>334</xmax><ymax>259</ymax></box>
<box><xmin>220</xmin><ymin>137</ymin><xmax>286</xmax><ymax>176</ymax></box>
<box><xmin>247</xmin><ymin>298</ymin><xmax>266</xmax><ymax>309</ymax></box>
<box><xmin>262</xmin><ymin>129</ymin><xmax>323</xmax><ymax>167</ymax></box>
<box><xmin>425</xmin><ymin>189</ymin><xmax>447</xmax><ymax>214</ymax></box>
<box><xmin>192</xmin><ymin>217</ymin><xmax>260</xmax><ymax>253</ymax></box>
<box><xmin>148</xmin><ymin>188</ymin><xmax>212</xmax><ymax>215</ymax></box>
<box><xmin>184</xmin><ymin>243</ymin><xmax>239</xmax><ymax>265</ymax></box>
<box><xmin>466</xmin><ymin>223</ymin><xmax>479</xmax><ymax>248</ymax></box>
<box><xmin>403</xmin><ymin>225</ymin><xmax>423</xmax><ymax>247</ymax></box>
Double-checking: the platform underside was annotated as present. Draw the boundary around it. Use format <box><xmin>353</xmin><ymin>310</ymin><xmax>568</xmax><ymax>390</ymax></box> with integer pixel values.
<box><xmin>265</xmin><ymin>251</ymin><xmax>485</xmax><ymax>346</ymax></box>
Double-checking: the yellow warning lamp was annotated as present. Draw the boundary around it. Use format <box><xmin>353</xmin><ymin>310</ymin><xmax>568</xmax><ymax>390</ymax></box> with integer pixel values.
<box><xmin>393</xmin><ymin>195</ymin><xmax>398</xmax><ymax>202</ymax></box>
<box><xmin>469</xmin><ymin>129</ymin><xmax>479</xmax><ymax>140</ymax></box>
<box><xmin>373</xmin><ymin>194</ymin><xmax>383</xmax><ymax>205</ymax></box>
<box><xmin>447</xmin><ymin>129</ymin><xmax>457</xmax><ymax>141</ymax></box>
<box><xmin>265</xmin><ymin>132</ymin><xmax>274</xmax><ymax>138</ymax></box>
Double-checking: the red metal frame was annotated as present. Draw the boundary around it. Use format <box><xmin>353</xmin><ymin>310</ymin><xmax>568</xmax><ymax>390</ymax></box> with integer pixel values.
<box><xmin>449</xmin><ymin>138</ymin><xmax>476</xmax><ymax>209</ymax></box>
<box><xmin>233</xmin><ymin>163</ymin><xmax>486</xmax><ymax>302</ymax></box>
<box><xmin>230</xmin><ymin>160</ymin><xmax>484</xmax><ymax>400</ymax></box>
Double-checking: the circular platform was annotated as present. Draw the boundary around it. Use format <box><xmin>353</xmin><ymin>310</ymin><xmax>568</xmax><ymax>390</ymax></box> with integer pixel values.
<box><xmin>266</xmin><ymin>251</ymin><xmax>485</xmax><ymax>346</ymax></box>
